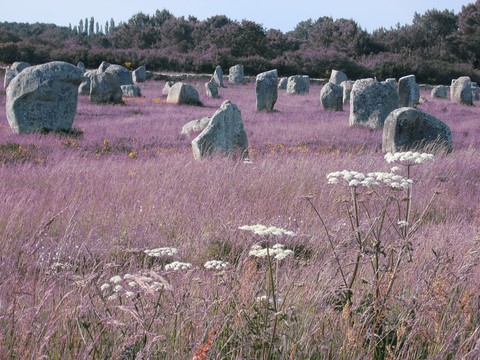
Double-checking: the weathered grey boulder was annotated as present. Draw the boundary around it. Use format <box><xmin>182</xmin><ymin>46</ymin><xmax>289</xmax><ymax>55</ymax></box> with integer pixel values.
<box><xmin>451</xmin><ymin>76</ymin><xmax>473</xmax><ymax>105</ymax></box>
<box><xmin>398</xmin><ymin>75</ymin><xmax>420</xmax><ymax>107</ymax></box>
<box><xmin>349</xmin><ymin>78</ymin><xmax>400</xmax><ymax>129</ymax></box>
<box><xmin>384</xmin><ymin>78</ymin><xmax>397</xmax><ymax>87</ymax></box>
<box><xmin>132</xmin><ymin>66</ymin><xmax>147</xmax><ymax>83</ymax></box>
<box><xmin>77</xmin><ymin>62</ymin><xmax>86</xmax><ymax>73</ymax></box>
<box><xmin>320</xmin><ymin>82</ymin><xmax>343</xmax><ymax>111</ymax></box>
<box><xmin>192</xmin><ymin>100</ymin><xmax>248</xmax><ymax>160</ymax></box>
<box><xmin>472</xmin><ymin>82</ymin><xmax>479</xmax><ymax>100</ymax></box>
<box><xmin>162</xmin><ymin>81</ymin><xmax>174</xmax><ymax>96</ymax></box>
<box><xmin>205</xmin><ymin>80</ymin><xmax>219</xmax><ymax>98</ymax></box>
<box><xmin>382</xmin><ymin>107</ymin><xmax>453</xmax><ymax>153</ymax></box>
<box><xmin>181</xmin><ymin>117</ymin><xmax>211</xmax><ymax>136</ymax></box>
<box><xmin>340</xmin><ymin>80</ymin><xmax>355</xmax><ymax>104</ymax></box>
<box><xmin>256</xmin><ymin>69</ymin><xmax>278</xmax><ymax>111</ymax></box>
<box><xmin>98</xmin><ymin>61</ymin><xmax>111</xmax><ymax>73</ymax></box>
<box><xmin>89</xmin><ymin>72</ymin><xmax>123</xmax><ymax>103</ymax></box>
<box><xmin>121</xmin><ymin>84</ymin><xmax>142</xmax><ymax>97</ymax></box>
<box><xmin>105</xmin><ymin>64</ymin><xmax>133</xmax><ymax>86</ymax></box>
<box><xmin>228</xmin><ymin>64</ymin><xmax>244</xmax><ymax>84</ymax></box>
<box><xmin>286</xmin><ymin>75</ymin><xmax>310</xmax><ymax>94</ymax></box>
<box><xmin>431</xmin><ymin>85</ymin><xmax>448</xmax><ymax>99</ymax></box>
<box><xmin>329</xmin><ymin>69</ymin><xmax>348</xmax><ymax>85</ymax></box>
<box><xmin>6</xmin><ymin>61</ymin><xmax>84</xmax><ymax>134</ymax></box>
<box><xmin>278</xmin><ymin>77</ymin><xmax>288</xmax><ymax>90</ymax></box>
<box><xmin>166</xmin><ymin>82</ymin><xmax>202</xmax><ymax>105</ymax></box>
<box><xmin>4</xmin><ymin>61</ymin><xmax>31</xmax><ymax>88</ymax></box>
<box><xmin>212</xmin><ymin>65</ymin><xmax>225</xmax><ymax>88</ymax></box>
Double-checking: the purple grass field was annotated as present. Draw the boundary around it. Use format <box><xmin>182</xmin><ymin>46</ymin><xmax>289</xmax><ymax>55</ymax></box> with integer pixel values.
<box><xmin>0</xmin><ymin>78</ymin><xmax>479</xmax><ymax>359</ymax></box>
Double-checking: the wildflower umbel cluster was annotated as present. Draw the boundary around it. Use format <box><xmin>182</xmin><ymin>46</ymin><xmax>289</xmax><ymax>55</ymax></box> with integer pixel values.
<box><xmin>100</xmin><ymin>272</ymin><xmax>170</xmax><ymax>301</ymax></box>
<box><xmin>144</xmin><ymin>247</ymin><xmax>178</xmax><ymax>257</ymax></box>
<box><xmin>239</xmin><ymin>224</ymin><xmax>296</xmax><ymax>237</ymax></box>
<box><xmin>249</xmin><ymin>244</ymin><xmax>294</xmax><ymax>260</ymax></box>
<box><xmin>384</xmin><ymin>151</ymin><xmax>435</xmax><ymax>165</ymax></box>
<box><xmin>204</xmin><ymin>260</ymin><xmax>229</xmax><ymax>270</ymax></box>
<box><xmin>327</xmin><ymin>170</ymin><xmax>413</xmax><ymax>189</ymax></box>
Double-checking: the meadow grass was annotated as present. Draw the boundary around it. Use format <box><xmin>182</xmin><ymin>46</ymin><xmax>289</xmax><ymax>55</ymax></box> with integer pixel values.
<box><xmin>0</xmin><ymin>80</ymin><xmax>479</xmax><ymax>359</ymax></box>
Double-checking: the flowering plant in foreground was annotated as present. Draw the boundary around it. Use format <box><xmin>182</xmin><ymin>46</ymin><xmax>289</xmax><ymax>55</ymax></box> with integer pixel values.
<box><xmin>165</xmin><ymin>261</ymin><xmax>192</xmax><ymax>271</ymax></box>
<box><xmin>144</xmin><ymin>247</ymin><xmax>178</xmax><ymax>257</ymax></box>
<box><xmin>305</xmin><ymin>152</ymin><xmax>439</xmax><ymax>357</ymax></box>
<box><xmin>204</xmin><ymin>260</ymin><xmax>229</xmax><ymax>270</ymax></box>
<box><xmin>249</xmin><ymin>243</ymin><xmax>294</xmax><ymax>261</ymax></box>
<box><xmin>239</xmin><ymin>224</ymin><xmax>296</xmax><ymax>237</ymax></box>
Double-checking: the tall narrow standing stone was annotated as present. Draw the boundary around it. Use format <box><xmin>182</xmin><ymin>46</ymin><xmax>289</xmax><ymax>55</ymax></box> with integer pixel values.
<box><xmin>256</xmin><ymin>69</ymin><xmax>278</xmax><ymax>111</ymax></box>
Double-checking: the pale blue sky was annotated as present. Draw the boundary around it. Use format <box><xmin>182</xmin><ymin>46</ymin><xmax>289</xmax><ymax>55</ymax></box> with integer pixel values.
<box><xmin>1</xmin><ymin>0</ymin><xmax>473</xmax><ymax>33</ymax></box>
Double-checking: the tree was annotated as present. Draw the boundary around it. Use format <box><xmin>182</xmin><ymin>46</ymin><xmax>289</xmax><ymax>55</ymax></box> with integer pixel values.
<box><xmin>90</xmin><ymin>17</ymin><xmax>95</xmax><ymax>35</ymax></box>
<box><xmin>78</xmin><ymin>19</ymin><xmax>83</xmax><ymax>34</ymax></box>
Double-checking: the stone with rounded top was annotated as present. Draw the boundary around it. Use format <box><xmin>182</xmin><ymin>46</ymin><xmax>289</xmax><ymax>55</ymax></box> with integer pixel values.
<box><xmin>212</xmin><ymin>65</ymin><xmax>225</xmax><ymax>88</ymax></box>
<box><xmin>228</xmin><ymin>64</ymin><xmax>244</xmax><ymax>84</ymax></box>
<box><xmin>6</xmin><ymin>61</ymin><xmax>84</xmax><ymax>134</ymax></box>
<box><xmin>431</xmin><ymin>85</ymin><xmax>448</xmax><ymax>99</ymax></box>
<box><xmin>121</xmin><ymin>85</ymin><xmax>142</xmax><ymax>97</ymax></box>
<box><xmin>89</xmin><ymin>72</ymin><xmax>123</xmax><ymax>103</ymax></box>
<box><xmin>4</xmin><ymin>61</ymin><xmax>31</xmax><ymax>88</ymax></box>
<box><xmin>132</xmin><ymin>66</ymin><xmax>147</xmax><ymax>83</ymax></box>
<box><xmin>205</xmin><ymin>80</ymin><xmax>219</xmax><ymax>98</ymax></box>
<box><xmin>105</xmin><ymin>64</ymin><xmax>134</xmax><ymax>86</ymax></box>
<box><xmin>451</xmin><ymin>76</ymin><xmax>473</xmax><ymax>105</ymax></box>
<box><xmin>398</xmin><ymin>75</ymin><xmax>420</xmax><ymax>107</ymax></box>
<box><xmin>256</xmin><ymin>69</ymin><xmax>278</xmax><ymax>111</ymax></box>
<box><xmin>382</xmin><ymin>107</ymin><xmax>453</xmax><ymax>153</ymax></box>
<box><xmin>166</xmin><ymin>82</ymin><xmax>202</xmax><ymax>105</ymax></box>
<box><xmin>320</xmin><ymin>82</ymin><xmax>343</xmax><ymax>111</ymax></box>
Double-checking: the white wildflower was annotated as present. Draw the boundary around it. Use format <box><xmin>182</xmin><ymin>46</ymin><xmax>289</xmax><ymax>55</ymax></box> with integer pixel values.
<box><xmin>397</xmin><ymin>221</ymin><xmax>409</xmax><ymax>228</ymax></box>
<box><xmin>107</xmin><ymin>294</ymin><xmax>118</xmax><ymax>301</ymax></box>
<box><xmin>390</xmin><ymin>166</ymin><xmax>400</xmax><ymax>173</ymax></box>
<box><xmin>151</xmin><ymin>282</ymin><xmax>165</xmax><ymax>291</ymax></box>
<box><xmin>127</xmin><ymin>281</ymin><xmax>137</xmax><ymax>287</ymax></box>
<box><xmin>385</xmin><ymin>151</ymin><xmax>435</xmax><ymax>165</ymax></box>
<box><xmin>109</xmin><ymin>275</ymin><xmax>122</xmax><ymax>284</ymax></box>
<box><xmin>249</xmin><ymin>244</ymin><xmax>294</xmax><ymax>261</ymax></box>
<box><xmin>123</xmin><ymin>274</ymin><xmax>134</xmax><ymax>279</ymax></box>
<box><xmin>100</xmin><ymin>283</ymin><xmax>111</xmax><ymax>291</ymax></box>
<box><xmin>113</xmin><ymin>284</ymin><xmax>124</xmax><ymax>293</ymax></box>
<box><xmin>165</xmin><ymin>261</ymin><xmax>192</xmax><ymax>271</ymax></box>
<box><xmin>144</xmin><ymin>247</ymin><xmax>178</xmax><ymax>257</ymax></box>
<box><xmin>125</xmin><ymin>291</ymin><xmax>135</xmax><ymax>298</ymax></box>
<box><xmin>204</xmin><ymin>260</ymin><xmax>229</xmax><ymax>270</ymax></box>
<box><xmin>239</xmin><ymin>224</ymin><xmax>296</xmax><ymax>237</ymax></box>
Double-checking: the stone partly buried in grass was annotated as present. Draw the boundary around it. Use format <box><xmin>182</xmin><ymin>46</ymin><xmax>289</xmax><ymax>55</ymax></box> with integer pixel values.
<box><xmin>382</xmin><ymin>107</ymin><xmax>453</xmax><ymax>153</ymax></box>
<box><xmin>192</xmin><ymin>100</ymin><xmax>249</xmax><ymax>161</ymax></box>
<box><xmin>6</xmin><ymin>61</ymin><xmax>84</xmax><ymax>134</ymax></box>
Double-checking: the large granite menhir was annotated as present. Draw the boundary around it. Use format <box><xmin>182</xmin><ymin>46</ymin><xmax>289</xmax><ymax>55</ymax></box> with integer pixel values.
<box><xmin>256</xmin><ymin>69</ymin><xmax>278</xmax><ymax>111</ymax></box>
<box><xmin>6</xmin><ymin>61</ymin><xmax>84</xmax><ymax>134</ymax></box>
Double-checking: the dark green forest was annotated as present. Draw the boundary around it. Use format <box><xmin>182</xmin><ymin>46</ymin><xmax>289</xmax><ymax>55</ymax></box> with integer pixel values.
<box><xmin>2</xmin><ymin>2</ymin><xmax>480</xmax><ymax>83</ymax></box>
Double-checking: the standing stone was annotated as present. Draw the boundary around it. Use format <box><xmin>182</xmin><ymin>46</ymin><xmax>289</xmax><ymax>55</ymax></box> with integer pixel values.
<box><xmin>205</xmin><ymin>80</ymin><xmax>219</xmax><ymax>98</ymax></box>
<box><xmin>89</xmin><ymin>72</ymin><xmax>123</xmax><ymax>104</ymax></box>
<box><xmin>384</xmin><ymin>78</ymin><xmax>397</xmax><ymax>87</ymax></box>
<box><xmin>132</xmin><ymin>66</ymin><xmax>147</xmax><ymax>83</ymax></box>
<box><xmin>162</xmin><ymin>81</ymin><xmax>174</xmax><ymax>96</ymax></box>
<box><xmin>329</xmin><ymin>69</ymin><xmax>348</xmax><ymax>85</ymax></box>
<box><xmin>349</xmin><ymin>78</ymin><xmax>400</xmax><ymax>129</ymax></box>
<box><xmin>192</xmin><ymin>100</ymin><xmax>249</xmax><ymax>160</ymax></box>
<box><xmin>398</xmin><ymin>75</ymin><xmax>420</xmax><ymax>107</ymax></box>
<box><xmin>451</xmin><ymin>76</ymin><xmax>473</xmax><ymax>105</ymax></box>
<box><xmin>166</xmin><ymin>82</ymin><xmax>202</xmax><ymax>106</ymax></box>
<box><xmin>4</xmin><ymin>61</ymin><xmax>31</xmax><ymax>89</ymax></box>
<box><xmin>78</xmin><ymin>76</ymin><xmax>91</xmax><ymax>95</ymax></box>
<box><xmin>431</xmin><ymin>85</ymin><xmax>448</xmax><ymax>99</ymax></box>
<box><xmin>256</xmin><ymin>69</ymin><xmax>278</xmax><ymax>111</ymax></box>
<box><xmin>320</xmin><ymin>82</ymin><xmax>343</xmax><ymax>111</ymax></box>
<box><xmin>340</xmin><ymin>80</ymin><xmax>355</xmax><ymax>104</ymax></box>
<box><xmin>98</xmin><ymin>61</ymin><xmax>111</xmax><ymax>73</ymax></box>
<box><xmin>77</xmin><ymin>62</ymin><xmax>86</xmax><ymax>73</ymax></box>
<box><xmin>278</xmin><ymin>77</ymin><xmax>288</xmax><ymax>90</ymax></box>
<box><xmin>228</xmin><ymin>64</ymin><xmax>244</xmax><ymax>84</ymax></box>
<box><xmin>121</xmin><ymin>85</ymin><xmax>142</xmax><ymax>97</ymax></box>
<box><xmin>6</xmin><ymin>61</ymin><xmax>84</xmax><ymax>134</ymax></box>
<box><xmin>382</xmin><ymin>107</ymin><xmax>453</xmax><ymax>153</ymax></box>
<box><xmin>212</xmin><ymin>65</ymin><xmax>225</xmax><ymax>88</ymax></box>
<box><xmin>286</xmin><ymin>75</ymin><xmax>310</xmax><ymax>94</ymax></box>
<box><xmin>105</xmin><ymin>64</ymin><xmax>134</xmax><ymax>86</ymax></box>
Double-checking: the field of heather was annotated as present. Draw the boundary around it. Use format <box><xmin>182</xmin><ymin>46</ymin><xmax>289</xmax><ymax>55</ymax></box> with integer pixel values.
<box><xmin>0</xmin><ymin>79</ymin><xmax>479</xmax><ymax>359</ymax></box>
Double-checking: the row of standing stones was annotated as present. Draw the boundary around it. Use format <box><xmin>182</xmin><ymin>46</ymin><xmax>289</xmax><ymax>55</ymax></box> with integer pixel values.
<box><xmin>4</xmin><ymin>61</ymin><xmax>471</xmax><ymax>160</ymax></box>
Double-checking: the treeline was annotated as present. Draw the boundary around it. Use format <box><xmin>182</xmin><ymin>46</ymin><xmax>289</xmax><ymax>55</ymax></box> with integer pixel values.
<box><xmin>1</xmin><ymin>2</ymin><xmax>480</xmax><ymax>84</ymax></box>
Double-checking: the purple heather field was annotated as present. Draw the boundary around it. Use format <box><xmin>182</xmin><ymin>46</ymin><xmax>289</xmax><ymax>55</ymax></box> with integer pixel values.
<box><xmin>0</xmin><ymin>78</ymin><xmax>479</xmax><ymax>358</ymax></box>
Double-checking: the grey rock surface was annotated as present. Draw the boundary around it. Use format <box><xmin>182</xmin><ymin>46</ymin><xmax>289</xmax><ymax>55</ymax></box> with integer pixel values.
<box><xmin>256</xmin><ymin>69</ymin><xmax>278</xmax><ymax>111</ymax></box>
<box><xmin>166</xmin><ymin>83</ymin><xmax>201</xmax><ymax>105</ymax></box>
<box><xmin>192</xmin><ymin>100</ymin><xmax>248</xmax><ymax>160</ymax></box>
<box><xmin>382</xmin><ymin>107</ymin><xmax>453</xmax><ymax>153</ymax></box>
<box><xmin>320</xmin><ymin>82</ymin><xmax>343</xmax><ymax>111</ymax></box>
<box><xmin>6</xmin><ymin>61</ymin><xmax>83</xmax><ymax>133</ymax></box>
